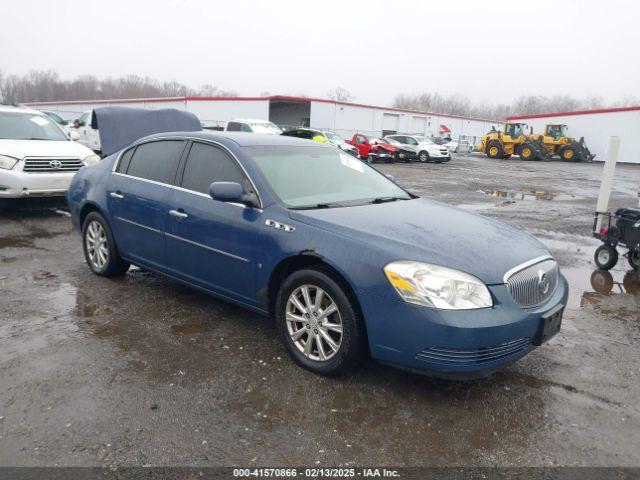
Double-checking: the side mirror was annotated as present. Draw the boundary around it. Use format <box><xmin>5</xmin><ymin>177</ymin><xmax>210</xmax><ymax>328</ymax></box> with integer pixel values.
<box><xmin>209</xmin><ymin>182</ymin><xmax>259</xmax><ymax>208</ymax></box>
<box><xmin>385</xmin><ymin>174</ymin><xmax>396</xmax><ymax>182</ymax></box>
<box><xmin>69</xmin><ymin>131</ymin><xmax>80</xmax><ymax>141</ymax></box>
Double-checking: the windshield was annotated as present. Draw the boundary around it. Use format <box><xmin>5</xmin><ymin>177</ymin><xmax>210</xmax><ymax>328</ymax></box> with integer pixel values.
<box><xmin>415</xmin><ymin>136</ymin><xmax>434</xmax><ymax>144</ymax></box>
<box><xmin>43</xmin><ymin>111</ymin><xmax>66</xmax><ymax>125</ymax></box>
<box><xmin>505</xmin><ymin>124</ymin><xmax>524</xmax><ymax>137</ymax></box>
<box><xmin>249</xmin><ymin>122</ymin><xmax>282</xmax><ymax>134</ymax></box>
<box><xmin>384</xmin><ymin>138</ymin><xmax>401</xmax><ymax>145</ymax></box>
<box><xmin>244</xmin><ymin>145</ymin><xmax>412</xmax><ymax>208</ymax></box>
<box><xmin>323</xmin><ymin>131</ymin><xmax>345</xmax><ymax>143</ymax></box>
<box><xmin>0</xmin><ymin>112</ymin><xmax>68</xmax><ymax>140</ymax></box>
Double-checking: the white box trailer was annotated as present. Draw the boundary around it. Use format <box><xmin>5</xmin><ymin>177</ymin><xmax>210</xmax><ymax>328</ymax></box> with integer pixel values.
<box><xmin>26</xmin><ymin>96</ymin><xmax>503</xmax><ymax>146</ymax></box>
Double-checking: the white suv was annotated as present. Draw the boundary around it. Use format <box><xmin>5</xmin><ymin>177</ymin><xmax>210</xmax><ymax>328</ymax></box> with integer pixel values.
<box><xmin>384</xmin><ymin>134</ymin><xmax>451</xmax><ymax>162</ymax></box>
<box><xmin>225</xmin><ymin>118</ymin><xmax>283</xmax><ymax>135</ymax></box>
<box><xmin>0</xmin><ymin>106</ymin><xmax>99</xmax><ymax>198</ymax></box>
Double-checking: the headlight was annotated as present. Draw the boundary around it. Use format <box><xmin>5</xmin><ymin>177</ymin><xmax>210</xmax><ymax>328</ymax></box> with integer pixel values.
<box><xmin>83</xmin><ymin>154</ymin><xmax>101</xmax><ymax>166</ymax></box>
<box><xmin>0</xmin><ymin>155</ymin><xmax>18</xmax><ymax>170</ymax></box>
<box><xmin>384</xmin><ymin>261</ymin><xmax>493</xmax><ymax>310</ymax></box>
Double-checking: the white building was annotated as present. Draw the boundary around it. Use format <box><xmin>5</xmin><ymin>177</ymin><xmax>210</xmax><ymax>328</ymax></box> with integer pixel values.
<box><xmin>508</xmin><ymin>106</ymin><xmax>640</xmax><ymax>164</ymax></box>
<box><xmin>26</xmin><ymin>95</ymin><xmax>502</xmax><ymax>145</ymax></box>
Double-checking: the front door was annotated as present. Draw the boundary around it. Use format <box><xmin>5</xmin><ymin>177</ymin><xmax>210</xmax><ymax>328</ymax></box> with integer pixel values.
<box><xmin>107</xmin><ymin>139</ymin><xmax>187</xmax><ymax>270</ymax></box>
<box><xmin>164</xmin><ymin>141</ymin><xmax>262</xmax><ymax>304</ymax></box>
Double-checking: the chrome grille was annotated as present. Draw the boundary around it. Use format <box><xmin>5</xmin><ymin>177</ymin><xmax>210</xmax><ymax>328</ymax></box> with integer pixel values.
<box><xmin>506</xmin><ymin>258</ymin><xmax>558</xmax><ymax>308</ymax></box>
<box><xmin>416</xmin><ymin>338</ymin><xmax>530</xmax><ymax>367</ymax></box>
<box><xmin>23</xmin><ymin>158</ymin><xmax>84</xmax><ymax>173</ymax></box>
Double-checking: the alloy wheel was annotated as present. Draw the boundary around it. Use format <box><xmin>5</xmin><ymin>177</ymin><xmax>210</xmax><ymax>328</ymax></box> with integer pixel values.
<box><xmin>285</xmin><ymin>284</ymin><xmax>343</xmax><ymax>361</ymax></box>
<box><xmin>85</xmin><ymin>220</ymin><xmax>109</xmax><ymax>270</ymax></box>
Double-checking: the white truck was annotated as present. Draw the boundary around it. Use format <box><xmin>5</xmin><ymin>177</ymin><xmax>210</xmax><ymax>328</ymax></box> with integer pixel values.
<box><xmin>69</xmin><ymin>110</ymin><xmax>101</xmax><ymax>153</ymax></box>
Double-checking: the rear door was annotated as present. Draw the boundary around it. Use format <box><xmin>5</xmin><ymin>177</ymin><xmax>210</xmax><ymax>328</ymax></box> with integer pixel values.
<box><xmin>164</xmin><ymin>141</ymin><xmax>262</xmax><ymax>304</ymax></box>
<box><xmin>107</xmin><ymin>139</ymin><xmax>187</xmax><ymax>270</ymax></box>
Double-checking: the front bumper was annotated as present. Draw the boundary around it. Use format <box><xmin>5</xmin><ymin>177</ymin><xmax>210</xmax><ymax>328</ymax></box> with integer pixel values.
<box><xmin>0</xmin><ymin>170</ymin><xmax>76</xmax><ymax>198</ymax></box>
<box><xmin>360</xmin><ymin>275</ymin><xmax>569</xmax><ymax>379</ymax></box>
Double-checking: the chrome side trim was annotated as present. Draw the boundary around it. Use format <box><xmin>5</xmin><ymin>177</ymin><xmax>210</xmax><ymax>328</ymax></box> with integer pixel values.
<box><xmin>502</xmin><ymin>255</ymin><xmax>554</xmax><ymax>283</ymax></box>
<box><xmin>112</xmin><ymin>171</ymin><xmax>173</xmax><ymax>188</ymax></box>
<box><xmin>111</xmin><ymin>136</ymin><xmax>263</xmax><ymax>208</ymax></box>
<box><xmin>115</xmin><ymin>216</ymin><xmax>162</xmax><ymax>234</ymax></box>
<box><xmin>165</xmin><ymin>232</ymin><xmax>250</xmax><ymax>263</ymax></box>
<box><xmin>115</xmin><ymin>216</ymin><xmax>249</xmax><ymax>263</ymax></box>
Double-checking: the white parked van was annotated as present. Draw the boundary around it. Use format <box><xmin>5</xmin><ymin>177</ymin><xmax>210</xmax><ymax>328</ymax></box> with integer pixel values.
<box><xmin>224</xmin><ymin>118</ymin><xmax>282</xmax><ymax>135</ymax></box>
<box><xmin>69</xmin><ymin>110</ymin><xmax>101</xmax><ymax>152</ymax></box>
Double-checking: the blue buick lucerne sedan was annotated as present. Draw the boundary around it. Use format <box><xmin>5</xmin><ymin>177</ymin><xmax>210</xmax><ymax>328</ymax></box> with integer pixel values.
<box><xmin>67</xmin><ymin>131</ymin><xmax>567</xmax><ymax>379</ymax></box>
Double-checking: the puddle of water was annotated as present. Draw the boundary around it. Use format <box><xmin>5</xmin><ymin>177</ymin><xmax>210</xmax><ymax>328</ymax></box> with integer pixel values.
<box><xmin>479</xmin><ymin>189</ymin><xmax>581</xmax><ymax>202</ymax></box>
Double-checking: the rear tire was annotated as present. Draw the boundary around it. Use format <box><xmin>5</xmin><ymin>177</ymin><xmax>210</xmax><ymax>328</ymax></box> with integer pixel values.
<box><xmin>275</xmin><ymin>268</ymin><xmax>366</xmax><ymax>376</ymax></box>
<box><xmin>594</xmin><ymin>244</ymin><xmax>618</xmax><ymax>270</ymax></box>
<box><xmin>82</xmin><ymin>211</ymin><xmax>130</xmax><ymax>277</ymax></box>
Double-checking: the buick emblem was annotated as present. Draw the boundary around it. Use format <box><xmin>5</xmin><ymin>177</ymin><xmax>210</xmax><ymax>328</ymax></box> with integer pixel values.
<box><xmin>49</xmin><ymin>160</ymin><xmax>63</xmax><ymax>169</ymax></box>
<box><xmin>537</xmin><ymin>270</ymin><xmax>550</xmax><ymax>295</ymax></box>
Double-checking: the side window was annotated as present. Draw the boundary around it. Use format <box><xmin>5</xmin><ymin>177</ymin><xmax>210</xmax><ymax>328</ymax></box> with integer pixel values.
<box><xmin>181</xmin><ymin>142</ymin><xmax>246</xmax><ymax>195</ymax></box>
<box><xmin>126</xmin><ymin>140</ymin><xmax>185</xmax><ymax>184</ymax></box>
<box><xmin>406</xmin><ymin>137</ymin><xmax>418</xmax><ymax>145</ymax></box>
<box><xmin>240</xmin><ymin>123</ymin><xmax>253</xmax><ymax>132</ymax></box>
<box><xmin>116</xmin><ymin>147</ymin><xmax>135</xmax><ymax>173</ymax></box>
<box><xmin>77</xmin><ymin>112</ymin><xmax>90</xmax><ymax>127</ymax></box>
<box><xmin>227</xmin><ymin>122</ymin><xmax>241</xmax><ymax>131</ymax></box>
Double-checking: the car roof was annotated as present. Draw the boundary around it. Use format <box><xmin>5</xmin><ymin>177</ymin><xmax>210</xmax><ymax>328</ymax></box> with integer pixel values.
<box><xmin>228</xmin><ymin>118</ymin><xmax>276</xmax><ymax>124</ymax></box>
<box><xmin>140</xmin><ymin>130</ymin><xmax>332</xmax><ymax>148</ymax></box>
<box><xmin>0</xmin><ymin>105</ymin><xmax>43</xmax><ymax>115</ymax></box>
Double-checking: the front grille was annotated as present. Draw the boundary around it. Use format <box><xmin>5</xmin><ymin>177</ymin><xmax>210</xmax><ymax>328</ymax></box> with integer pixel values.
<box><xmin>439</xmin><ymin>149</ymin><xmax>449</xmax><ymax>155</ymax></box>
<box><xmin>506</xmin><ymin>258</ymin><xmax>558</xmax><ymax>308</ymax></box>
<box><xmin>416</xmin><ymin>338</ymin><xmax>530</xmax><ymax>367</ymax></box>
<box><xmin>23</xmin><ymin>158</ymin><xmax>84</xmax><ymax>173</ymax></box>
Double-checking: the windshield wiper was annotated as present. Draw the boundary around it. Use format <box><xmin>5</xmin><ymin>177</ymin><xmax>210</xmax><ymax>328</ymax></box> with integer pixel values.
<box><xmin>290</xmin><ymin>202</ymin><xmax>347</xmax><ymax>210</ymax></box>
<box><xmin>368</xmin><ymin>196</ymin><xmax>407</xmax><ymax>204</ymax></box>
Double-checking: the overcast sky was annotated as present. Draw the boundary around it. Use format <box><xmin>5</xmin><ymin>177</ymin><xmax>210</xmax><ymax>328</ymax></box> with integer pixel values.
<box><xmin>2</xmin><ymin>0</ymin><xmax>638</xmax><ymax>106</ymax></box>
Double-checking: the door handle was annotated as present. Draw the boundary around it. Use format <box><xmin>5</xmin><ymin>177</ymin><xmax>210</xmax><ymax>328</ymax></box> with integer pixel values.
<box><xmin>169</xmin><ymin>209</ymin><xmax>188</xmax><ymax>219</ymax></box>
<box><xmin>110</xmin><ymin>192</ymin><xmax>124</xmax><ymax>199</ymax></box>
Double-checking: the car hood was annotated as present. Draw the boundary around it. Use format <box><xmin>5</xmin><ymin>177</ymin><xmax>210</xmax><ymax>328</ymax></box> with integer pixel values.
<box><xmin>0</xmin><ymin>139</ymin><xmax>95</xmax><ymax>159</ymax></box>
<box><xmin>374</xmin><ymin>143</ymin><xmax>396</xmax><ymax>152</ymax></box>
<box><xmin>289</xmin><ymin>198</ymin><xmax>550</xmax><ymax>284</ymax></box>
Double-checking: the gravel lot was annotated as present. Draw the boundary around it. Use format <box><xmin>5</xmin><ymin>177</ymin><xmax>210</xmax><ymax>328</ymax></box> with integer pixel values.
<box><xmin>1</xmin><ymin>154</ymin><xmax>639</xmax><ymax>467</ymax></box>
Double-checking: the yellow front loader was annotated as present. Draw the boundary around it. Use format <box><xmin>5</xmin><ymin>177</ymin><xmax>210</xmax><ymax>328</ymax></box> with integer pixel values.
<box><xmin>478</xmin><ymin>122</ymin><xmax>550</xmax><ymax>161</ymax></box>
<box><xmin>533</xmin><ymin>124</ymin><xmax>595</xmax><ymax>162</ymax></box>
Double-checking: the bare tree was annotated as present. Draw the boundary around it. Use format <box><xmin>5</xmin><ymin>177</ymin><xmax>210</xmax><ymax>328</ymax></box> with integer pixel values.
<box><xmin>327</xmin><ymin>87</ymin><xmax>353</xmax><ymax>102</ymax></box>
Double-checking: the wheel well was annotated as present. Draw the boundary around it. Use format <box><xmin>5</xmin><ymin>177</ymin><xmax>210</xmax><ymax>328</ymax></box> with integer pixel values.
<box><xmin>79</xmin><ymin>202</ymin><xmax>101</xmax><ymax>229</ymax></box>
<box><xmin>266</xmin><ymin>254</ymin><xmax>365</xmax><ymax>324</ymax></box>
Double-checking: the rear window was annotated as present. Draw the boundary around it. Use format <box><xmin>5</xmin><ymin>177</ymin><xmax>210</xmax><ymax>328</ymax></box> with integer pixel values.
<box><xmin>116</xmin><ymin>147</ymin><xmax>135</xmax><ymax>173</ymax></box>
<box><xmin>125</xmin><ymin>140</ymin><xmax>185</xmax><ymax>184</ymax></box>
<box><xmin>227</xmin><ymin>122</ymin><xmax>252</xmax><ymax>132</ymax></box>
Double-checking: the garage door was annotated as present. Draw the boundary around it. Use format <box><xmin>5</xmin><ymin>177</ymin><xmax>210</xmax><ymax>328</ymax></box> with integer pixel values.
<box><xmin>382</xmin><ymin>113</ymin><xmax>400</xmax><ymax>132</ymax></box>
<box><xmin>411</xmin><ymin>116</ymin><xmax>426</xmax><ymax>134</ymax></box>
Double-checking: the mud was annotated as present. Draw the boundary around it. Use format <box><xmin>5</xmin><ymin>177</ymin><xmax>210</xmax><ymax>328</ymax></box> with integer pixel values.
<box><xmin>1</xmin><ymin>154</ymin><xmax>639</xmax><ymax>467</ymax></box>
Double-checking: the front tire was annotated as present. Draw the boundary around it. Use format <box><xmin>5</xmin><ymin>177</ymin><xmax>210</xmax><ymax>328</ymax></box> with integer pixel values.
<box><xmin>82</xmin><ymin>212</ymin><xmax>130</xmax><ymax>276</ymax></box>
<box><xmin>594</xmin><ymin>244</ymin><xmax>618</xmax><ymax>270</ymax></box>
<box><xmin>418</xmin><ymin>151</ymin><xmax>430</xmax><ymax>162</ymax></box>
<box><xmin>275</xmin><ymin>268</ymin><xmax>365</xmax><ymax>376</ymax></box>
<box><xmin>486</xmin><ymin>142</ymin><xmax>503</xmax><ymax>159</ymax></box>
